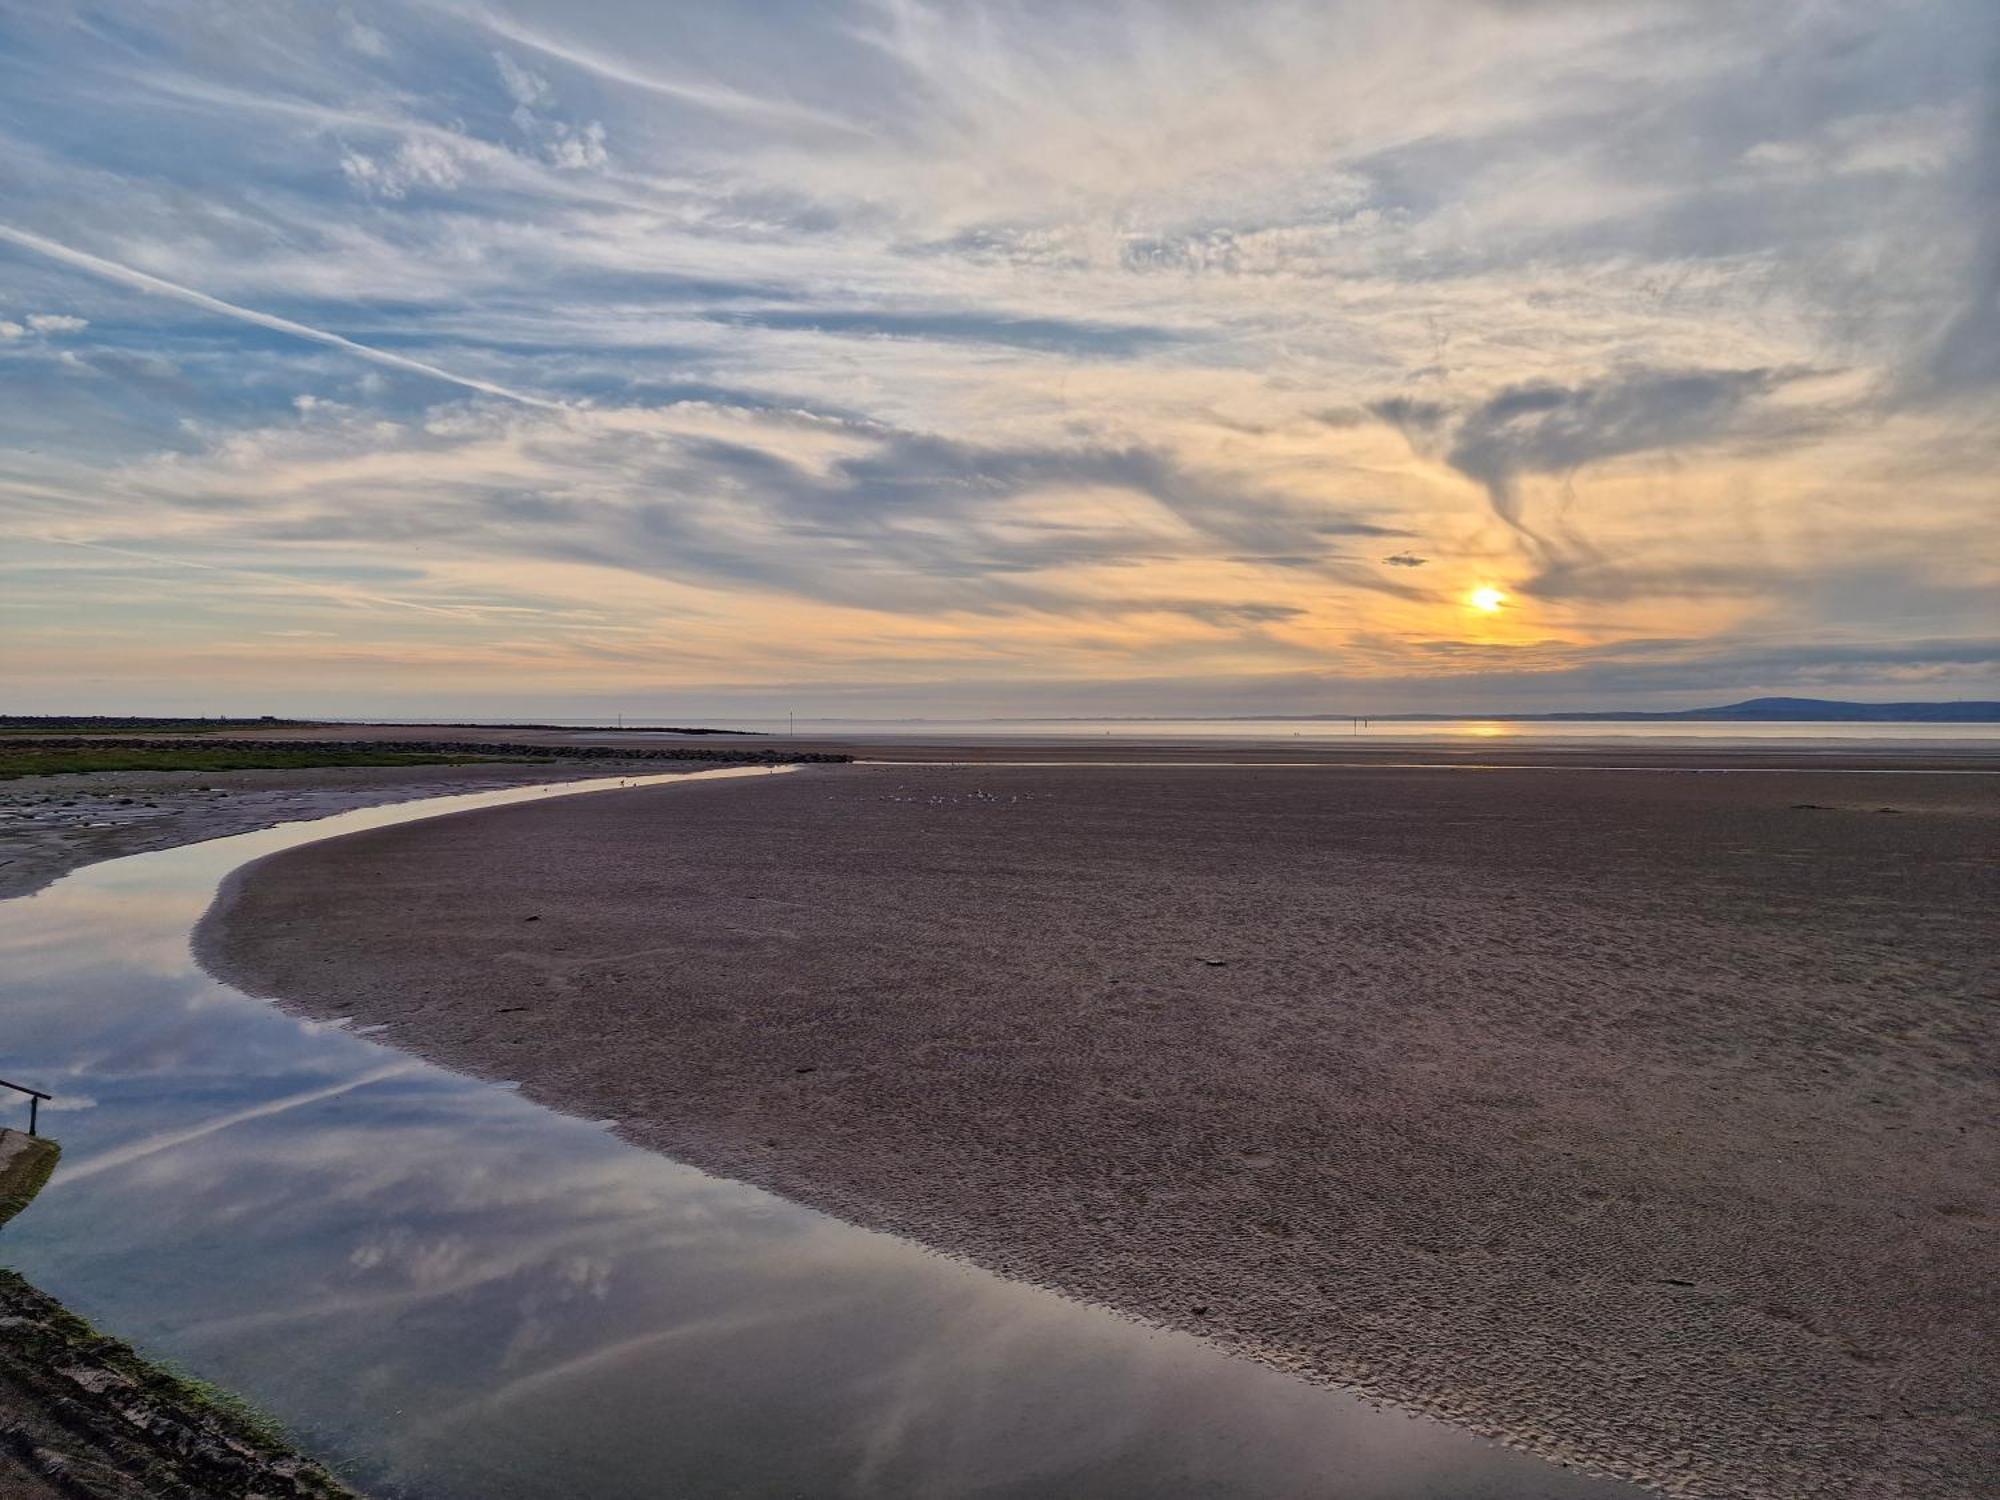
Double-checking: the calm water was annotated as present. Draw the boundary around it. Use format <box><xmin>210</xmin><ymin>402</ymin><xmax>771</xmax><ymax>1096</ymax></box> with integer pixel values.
<box><xmin>0</xmin><ymin>770</ymin><xmax>1640</xmax><ymax>1499</ymax></box>
<box><xmin>420</xmin><ymin>715</ymin><xmax>2000</xmax><ymax>747</ymax></box>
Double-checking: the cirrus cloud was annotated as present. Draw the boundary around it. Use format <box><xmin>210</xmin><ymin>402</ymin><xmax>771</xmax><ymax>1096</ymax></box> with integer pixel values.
<box><xmin>0</xmin><ymin>0</ymin><xmax>1992</xmax><ymax>714</ymax></box>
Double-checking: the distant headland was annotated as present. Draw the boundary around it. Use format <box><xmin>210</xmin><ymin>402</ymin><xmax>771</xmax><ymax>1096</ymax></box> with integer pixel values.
<box><xmin>1381</xmin><ymin>698</ymin><xmax>2000</xmax><ymax>724</ymax></box>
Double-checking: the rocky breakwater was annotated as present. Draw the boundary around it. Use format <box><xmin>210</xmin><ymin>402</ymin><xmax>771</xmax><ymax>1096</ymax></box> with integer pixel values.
<box><xmin>0</xmin><ymin>1270</ymin><xmax>362</xmax><ymax>1499</ymax></box>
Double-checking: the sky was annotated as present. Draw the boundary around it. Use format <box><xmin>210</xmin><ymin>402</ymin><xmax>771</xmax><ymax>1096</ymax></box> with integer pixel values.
<box><xmin>1</xmin><ymin>0</ymin><xmax>1995</xmax><ymax>719</ymax></box>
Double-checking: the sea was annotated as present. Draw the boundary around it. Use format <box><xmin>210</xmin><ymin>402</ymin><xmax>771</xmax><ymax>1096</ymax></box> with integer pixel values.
<box><xmin>401</xmin><ymin>716</ymin><xmax>2000</xmax><ymax>747</ymax></box>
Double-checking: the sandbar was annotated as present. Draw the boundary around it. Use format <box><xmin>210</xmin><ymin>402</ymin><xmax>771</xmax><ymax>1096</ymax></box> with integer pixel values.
<box><xmin>200</xmin><ymin>761</ymin><xmax>1999</xmax><ymax>1498</ymax></box>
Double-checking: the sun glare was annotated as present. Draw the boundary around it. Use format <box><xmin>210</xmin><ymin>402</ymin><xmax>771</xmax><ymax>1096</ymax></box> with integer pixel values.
<box><xmin>1468</xmin><ymin>586</ymin><xmax>1507</xmax><ymax>613</ymax></box>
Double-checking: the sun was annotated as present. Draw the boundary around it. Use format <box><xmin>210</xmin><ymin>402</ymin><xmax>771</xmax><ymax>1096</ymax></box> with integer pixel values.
<box><xmin>1468</xmin><ymin>586</ymin><xmax>1507</xmax><ymax>613</ymax></box>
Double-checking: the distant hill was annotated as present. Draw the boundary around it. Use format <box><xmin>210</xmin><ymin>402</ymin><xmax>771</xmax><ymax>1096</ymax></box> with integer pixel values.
<box><xmin>1242</xmin><ymin>698</ymin><xmax>1998</xmax><ymax>723</ymax></box>
<box><xmin>1527</xmin><ymin>697</ymin><xmax>2000</xmax><ymax>723</ymax></box>
<box><xmin>1062</xmin><ymin>699</ymin><xmax>2000</xmax><ymax>725</ymax></box>
<box><xmin>1270</xmin><ymin>698</ymin><xmax>2000</xmax><ymax>724</ymax></box>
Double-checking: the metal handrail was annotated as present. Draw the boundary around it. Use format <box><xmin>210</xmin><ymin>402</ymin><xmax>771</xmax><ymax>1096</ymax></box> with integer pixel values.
<box><xmin>0</xmin><ymin>1077</ymin><xmax>51</xmax><ymax>1137</ymax></box>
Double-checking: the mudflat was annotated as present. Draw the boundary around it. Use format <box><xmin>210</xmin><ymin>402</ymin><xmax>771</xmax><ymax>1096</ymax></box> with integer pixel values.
<box><xmin>0</xmin><ymin>759</ymin><xmax>734</xmax><ymax>900</ymax></box>
<box><xmin>200</xmin><ymin>762</ymin><xmax>1998</xmax><ymax>1499</ymax></box>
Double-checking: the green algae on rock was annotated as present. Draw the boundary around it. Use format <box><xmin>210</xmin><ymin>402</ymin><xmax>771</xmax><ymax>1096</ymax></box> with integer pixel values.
<box><xmin>0</xmin><ymin>1269</ymin><xmax>361</xmax><ymax>1499</ymax></box>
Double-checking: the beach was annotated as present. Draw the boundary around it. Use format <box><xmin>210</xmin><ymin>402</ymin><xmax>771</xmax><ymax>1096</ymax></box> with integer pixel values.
<box><xmin>0</xmin><ymin>757</ymin><xmax>771</xmax><ymax>901</ymax></box>
<box><xmin>197</xmin><ymin>756</ymin><xmax>1999</xmax><ymax>1499</ymax></box>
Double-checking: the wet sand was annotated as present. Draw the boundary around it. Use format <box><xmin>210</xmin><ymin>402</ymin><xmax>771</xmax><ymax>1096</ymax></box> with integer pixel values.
<box><xmin>199</xmin><ymin>762</ymin><xmax>1998</xmax><ymax>1499</ymax></box>
<box><xmin>0</xmin><ymin>760</ymin><xmax>722</xmax><ymax>901</ymax></box>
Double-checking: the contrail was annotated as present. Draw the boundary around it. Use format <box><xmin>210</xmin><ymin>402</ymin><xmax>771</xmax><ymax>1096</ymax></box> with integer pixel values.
<box><xmin>0</xmin><ymin>223</ymin><xmax>563</xmax><ymax>409</ymax></box>
<box><xmin>52</xmin><ymin>1063</ymin><xmax>418</xmax><ymax>1186</ymax></box>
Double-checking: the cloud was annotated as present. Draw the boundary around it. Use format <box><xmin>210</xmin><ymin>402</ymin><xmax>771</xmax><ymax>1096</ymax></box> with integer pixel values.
<box><xmin>0</xmin><ymin>0</ymin><xmax>1992</xmax><ymax>712</ymax></box>
<box><xmin>343</xmin><ymin>14</ymin><xmax>390</xmax><ymax>58</ymax></box>
<box><xmin>1450</xmin><ymin>368</ymin><xmax>1787</xmax><ymax>520</ymax></box>
<box><xmin>703</xmin><ymin>307</ymin><xmax>1178</xmax><ymax>358</ymax></box>
<box><xmin>543</xmin><ymin>120</ymin><xmax>609</xmax><ymax>171</ymax></box>
<box><xmin>1374</xmin><ymin>367</ymin><xmax>1792</xmax><ymax>544</ymax></box>
<box><xmin>149</xmin><ymin>400</ymin><xmax>1408</xmax><ymax>620</ymax></box>
<box><xmin>340</xmin><ymin>138</ymin><xmax>470</xmax><ymax>198</ymax></box>
<box><xmin>1926</xmin><ymin>77</ymin><xmax>2000</xmax><ymax>391</ymax></box>
<box><xmin>1</xmin><ymin>313</ymin><xmax>89</xmax><ymax>340</ymax></box>
<box><xmin>484</xmin><ymin>401</ymin><xmax>1418</xmax><ymax>611</ymax></box>
<box><xmin>431</xmin><ymin>0</ymin><xmax>867</xmax><ymax>133</ymax></box>
<box><xmin>493</xmin><ymin>50</ymin><xmax>553</xmax><ymax>111</ymax></box>
<box><xmin>488</xmin><ymin>47</ymin><xmax>609</xmax><ymax>169</ymax></box>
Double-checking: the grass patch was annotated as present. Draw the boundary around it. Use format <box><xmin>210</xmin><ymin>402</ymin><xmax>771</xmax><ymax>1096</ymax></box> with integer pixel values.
<box><xmin>0</xmin><ymin>716</ymin><xmax>315</xmax><ymax>736</ymax></box>
<box><xmin>149</xmin><ymin>1360</ymin><xmax>295</xmax><ymax>1450</ymax></box>
<box><xmin>0</xmin><ymin>748</ymin><xmax>513</xmax><ymax>778</ymax></box>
